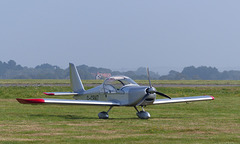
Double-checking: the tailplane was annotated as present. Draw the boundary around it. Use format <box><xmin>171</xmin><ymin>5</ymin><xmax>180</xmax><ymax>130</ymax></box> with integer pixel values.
<box><xmin>69</xmin><ymin>63</ymin><xmax>85</xmax><ymax>93</ymax></box>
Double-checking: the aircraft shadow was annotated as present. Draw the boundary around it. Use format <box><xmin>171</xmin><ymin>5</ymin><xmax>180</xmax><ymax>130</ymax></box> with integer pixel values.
<box><xmin>29</xmin><ymin>114</ymin><xmax>186</xmax><ymax>120</ymax></box>
<box><xmin>30</xmin><ymin>114</ymin><xmax>97</xmax><ymax>120</ymax></box>
<box><xmin>30</xmin><ymin>114</ymin><xmax>142</xmax><ymax>120</ymax></box>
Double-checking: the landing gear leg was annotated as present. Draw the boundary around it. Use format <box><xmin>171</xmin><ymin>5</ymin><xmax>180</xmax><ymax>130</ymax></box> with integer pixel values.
<box><xmin>134</xmin><ymin>106</ymin><xmax>150</xmax><ymax>119</ymax></box>
<box><xmin>98</xmin><ymin>106</ymin><xmax>113</xmax><ymax>119</ymax></box>
<box><xmin>107</xmin><ymin>106</ymin><xmax>113</xmax><ymax>113</ymax></box>
<box><xmin>134</xmin><ymin>106</ymin><xmax>139</xmax><ymax>113</ymax></box>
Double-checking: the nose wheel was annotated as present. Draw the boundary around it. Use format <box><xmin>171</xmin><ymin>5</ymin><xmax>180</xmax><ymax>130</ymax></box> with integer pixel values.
<box><xmin>134</xmin><ymin>106</ymin><xmax>150</xmax><ymax>119</ymax></box>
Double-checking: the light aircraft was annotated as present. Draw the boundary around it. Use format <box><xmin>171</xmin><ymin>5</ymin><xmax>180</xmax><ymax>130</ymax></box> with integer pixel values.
<box><xmin>17</xmin><ymin>63</ymin><xmax>214</xmax><ymax>119</ymax></box>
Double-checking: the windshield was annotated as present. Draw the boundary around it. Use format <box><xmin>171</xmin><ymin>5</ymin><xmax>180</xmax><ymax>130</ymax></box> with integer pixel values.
<box><xmin>103</xmin><ymin>76</ymin><xmax>139</xmax><ymax>93</ymax></box>
<box><xmin>105</xmin><ymin>76</ymin><xmax>138</xmax><ymax>85</ymax></box>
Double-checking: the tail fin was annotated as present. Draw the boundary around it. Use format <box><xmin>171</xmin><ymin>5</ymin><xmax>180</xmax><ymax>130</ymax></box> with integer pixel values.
<box><xmin>69</xmin><ymin>63</ymin><xmax>85</xmax><ymax>93</ymax></box>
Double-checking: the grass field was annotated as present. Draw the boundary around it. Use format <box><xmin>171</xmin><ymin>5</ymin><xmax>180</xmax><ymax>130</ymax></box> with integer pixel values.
<box><xmin>0</xmin><ymin>84</ymin><xmax>240</xmax><ymax>143</ymax></box>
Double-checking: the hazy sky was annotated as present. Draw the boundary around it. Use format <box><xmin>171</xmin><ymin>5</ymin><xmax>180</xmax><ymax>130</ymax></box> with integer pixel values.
<box><xmin>1</xmin><ymin>1</ymin><xmax>240</xmax><ymax>74</ymax></box>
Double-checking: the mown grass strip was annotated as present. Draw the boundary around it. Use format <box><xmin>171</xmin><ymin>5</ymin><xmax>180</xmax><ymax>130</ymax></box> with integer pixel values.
<box><xmin>0</xmin><ymin>86</ymin><xmax>239</xmax><ymax>143</ymax></box>
<box><xmin>2</xmin><ymin>79</ymin><xmax>240</xmax><ymax>85</ymax></box>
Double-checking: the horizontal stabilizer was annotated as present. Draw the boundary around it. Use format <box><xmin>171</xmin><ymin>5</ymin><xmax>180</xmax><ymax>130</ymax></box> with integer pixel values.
<box><xmin>16</xmin><ymin>98</ymin><xmax>120</xmax><ymax>106</ymax></box>
<box><xmin>153</xmin><ymin>95</ymin><xmax>214</xmax><ymax>105</ymax></box>
<box><xmin>44</xmin><ymin>92</ymin><xmax>79</xmax><ymax>96</ymax></box>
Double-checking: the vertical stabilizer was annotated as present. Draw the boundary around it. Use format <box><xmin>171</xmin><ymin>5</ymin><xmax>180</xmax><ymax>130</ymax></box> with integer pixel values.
<box><xmin>69</xmin><ymin>63</ymin><xmax>85</xmax><ymax>93</ymax></box>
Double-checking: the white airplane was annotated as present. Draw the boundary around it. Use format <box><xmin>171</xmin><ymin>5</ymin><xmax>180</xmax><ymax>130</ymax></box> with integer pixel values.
<box><xmin>17</xmin><ymin>63</ymin><xmax>214</xmax><ymax>119</ymax></box>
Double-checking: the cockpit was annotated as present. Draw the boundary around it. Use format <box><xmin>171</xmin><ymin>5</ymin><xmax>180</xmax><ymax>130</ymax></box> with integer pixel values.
<box><xmin>103</xmin><ymin>76</ymin><xmax>139</xmax><ymax>93</ymax></box>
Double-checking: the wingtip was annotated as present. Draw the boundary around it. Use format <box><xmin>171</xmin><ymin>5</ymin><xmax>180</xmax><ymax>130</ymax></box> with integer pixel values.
<box><xmin>16</xmin><ymin>98</ymin><xmax>45</xmax><ymax>104</ymax></box>
<box><xmin>16</xmin><ymin>98</ymin><xmax>26</xmax><ymax>104</ymax></box>
<box><xmin>210</xmin><ymin>96</ymin><xmax>215</xmax><ymax>100</ymax></box>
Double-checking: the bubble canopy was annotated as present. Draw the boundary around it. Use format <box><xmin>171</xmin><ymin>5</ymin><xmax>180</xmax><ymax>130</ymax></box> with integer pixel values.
<box><xmin>104</xmin><ymin>76</ymin><xmax>138</xmax><ymax>85</ymax></box>
<box><xmin>103</xmin><ymin>76</ymin><xmax>139</xmax><ymax>92</ymax></box>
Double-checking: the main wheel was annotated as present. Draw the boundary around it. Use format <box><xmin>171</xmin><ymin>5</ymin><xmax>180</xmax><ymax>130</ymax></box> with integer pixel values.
<box><xmin>136</xmin><ymin>111</ymin><xmax>150</xmax><ymax>119</ymax></box>
<box><xmin>98</xmin><ymin>111</ymin><xmax>109</xmax><ymax>119</ymax></box>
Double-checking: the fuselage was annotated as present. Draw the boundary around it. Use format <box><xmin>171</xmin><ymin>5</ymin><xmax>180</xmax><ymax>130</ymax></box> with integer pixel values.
<box><xmin>73</xmin><ymin>76</ymin><xmax>156</xmax><ymax>106</ymax></box>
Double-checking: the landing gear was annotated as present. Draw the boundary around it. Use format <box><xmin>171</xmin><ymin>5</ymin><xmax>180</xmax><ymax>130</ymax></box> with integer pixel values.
<box><xmin>98</xmin><ymin>106</ymin><xmax>150</xmax><ymax>119</ymax></box>
<box><xmin>134</xmin><ymin>106</ymin><xmax>150</xmax><ymax>119</ymax></box>
<box><xmin>98</xmin><ymin>106</ymin><xmax>113</xmax><ymax>119</ymax></box>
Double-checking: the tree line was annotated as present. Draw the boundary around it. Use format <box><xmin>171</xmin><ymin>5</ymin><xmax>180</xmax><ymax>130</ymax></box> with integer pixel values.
<box><xmin>159</xmin><ymin>66</ymin><xmax>240</xmax><ymax>80</ymax></box>
<box><xmin>0</xmin><ymin>60</ymin><xmax>159</xmax><ymax>80</ymax></box>
<box><xmin>1</xmin><ymin>60</ymin><xmax>240</xmax><ymax>80</ymax></box>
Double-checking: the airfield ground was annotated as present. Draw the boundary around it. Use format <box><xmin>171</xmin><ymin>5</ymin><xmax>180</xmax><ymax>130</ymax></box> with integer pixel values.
<box><xmin>0</xmin><ymin>80</ymin><xmax>239</xmax><ymax>143</ymax></box>
<box><xmin>1</xmin><ymin>79</ymin><xmax>240</xmax><ymax>87</ymax></box>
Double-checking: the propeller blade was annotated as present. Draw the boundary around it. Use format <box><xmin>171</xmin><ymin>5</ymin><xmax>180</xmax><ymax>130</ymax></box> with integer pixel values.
<box><xmin>146</xmin><ymin>67</ymin><xmax>152</xmax><ymax>88</ymax></box>
<box><xmin>155</xmin><ymin>91</ymin><xmax>171</xmax><ymax>99</ymax></box>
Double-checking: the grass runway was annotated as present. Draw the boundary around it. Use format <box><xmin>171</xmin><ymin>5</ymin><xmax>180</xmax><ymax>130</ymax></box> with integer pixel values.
<box><xmin>0</xmin><ymin>81</ymin><xmax>239</xmax><ymax>143</ymax></box>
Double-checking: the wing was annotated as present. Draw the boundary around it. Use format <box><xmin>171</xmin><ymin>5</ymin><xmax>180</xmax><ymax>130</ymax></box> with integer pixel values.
<box><xmin>153</xmin><ymin>95</ymin><xmax>214</xmax><ymax>105</ymax></box>
<box><xmin>16</xmin><ymin>98</ymin><xmax>120</xmax><ymax>106</ymax></box>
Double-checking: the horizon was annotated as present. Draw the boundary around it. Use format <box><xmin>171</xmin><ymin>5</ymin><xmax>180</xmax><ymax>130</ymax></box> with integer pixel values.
<box><xmin>1</xmin><ymin>59</ymin><xmax>240</xmax><ymax>75</ymax></box>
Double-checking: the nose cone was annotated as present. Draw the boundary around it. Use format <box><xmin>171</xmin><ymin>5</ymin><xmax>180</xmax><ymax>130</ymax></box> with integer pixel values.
<box><xmin>147</xmin><ymin>87</ymin><xmax>156</xmax><ymax>94</ymax></box>
<box><xmin>137</xmin><ymin>86</ymin><xmax>157</xmax><ymax>106</ymax></box>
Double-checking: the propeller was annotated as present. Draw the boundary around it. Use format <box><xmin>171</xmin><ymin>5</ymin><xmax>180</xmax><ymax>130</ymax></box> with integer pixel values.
<box><xmin>137</xmin><ymin>67</ymin><xmax>171</xmax><ymax>106</ymax></box>
<box><xmin>146</xmin><ymin>67</ymin><xmax>171</xmax><ymax>99</ymax></box>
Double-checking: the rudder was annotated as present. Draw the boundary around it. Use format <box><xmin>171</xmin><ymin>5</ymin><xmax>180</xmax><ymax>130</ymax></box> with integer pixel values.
<box><xmin>69</xmin><ymin>63</ymin><xmax>85</xmax><ymax>93</ymax></box>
